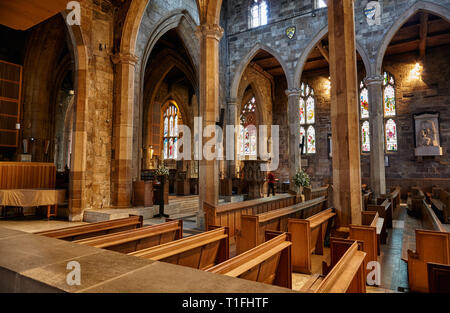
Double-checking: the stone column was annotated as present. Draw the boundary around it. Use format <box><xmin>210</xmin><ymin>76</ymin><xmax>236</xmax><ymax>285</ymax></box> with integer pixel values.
<box><xmin>364</xmin><ymin>75</ymin><xmax>386</xmax><ymax>197</ymax></box>
<box><xmin>196</xmin><ymin>24</ymin><xmax>224</xmax><ymax>230</ymax></box>
<box><xmin>285</xmin><ymin>88</ymin><xmax>301</xmax><ymax>193</ymax></box>
<box><xmin>226</xmin><ymin>97</ymin><xmax>238</xmax><ymax>179</ymax></box>
<box><xmin>328</xmin><ymin>0</ymin><xmax>362</xmax><ymax>226</ymax></box>
<box><xmin>111</xmin><ymin>52</ymin><xmax>138</xmax><ymax>208</ymax></box>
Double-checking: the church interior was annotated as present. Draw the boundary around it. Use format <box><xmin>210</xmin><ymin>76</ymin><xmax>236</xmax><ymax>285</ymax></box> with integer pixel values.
<box><xmin>0</xmin><ymin>0</ymin><xmax>449</xmax><ymax>294</ymax></box>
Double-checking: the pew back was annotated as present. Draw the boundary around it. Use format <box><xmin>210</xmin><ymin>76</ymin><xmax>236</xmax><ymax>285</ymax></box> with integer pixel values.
<box><xmin>349</xmin><ymin>211</ymin><xmax>379</xmax><ymax>271</ymax></box>
<box><xmin>73</xmin><ymin>220</ymin><xmax>183</xmax><ymax>253</ymax></box>
<box><xmin>407</xmin><ymin>229</ymin><xmax>450</xmax><ymax>292</ymax></box>
<box><xmin>35</xmin><ymin>215</ymin><xmax>143</xmax><ymax>241</ymax></box>
<box><xmin>237</xmin><ymin>196</ymin><xmax>327</xmax><ymax>254</ymax></box>
<box><xmin>204</xmin><ymin>194</ymin><xmax>296</xmax><ymax>245</ymax></box>
<box><xmin>288</xmin><ymin>208</ymin><xmax>336</xmax><ymax>273</ymax></box>
<box><xmin>129</xmin><ymin>227</ymin><xmax>229</xmax><ymax>270</ymax></box>
<box><xmin>206</xmin><ymin>232</ymin><xmax>292</xmax><ymax>288</ymax></box>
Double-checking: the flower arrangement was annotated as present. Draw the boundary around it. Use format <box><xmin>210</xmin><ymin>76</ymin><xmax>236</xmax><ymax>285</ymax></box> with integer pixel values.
<box><xmin>155</xmin><ymin>165</ymin><xmax>169</xmax><ymax>177</ymax></box>
<box><xmin>293</xmin><ymin>169</ymin><xmax>311</xmax><ymax>188</ymax></box>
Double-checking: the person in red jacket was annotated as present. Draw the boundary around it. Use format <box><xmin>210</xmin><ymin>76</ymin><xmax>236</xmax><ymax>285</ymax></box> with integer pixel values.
<box><xmin>267</xmin><ymin>172</ymin><xmax>276</xmax><ymax>197</ymax></box>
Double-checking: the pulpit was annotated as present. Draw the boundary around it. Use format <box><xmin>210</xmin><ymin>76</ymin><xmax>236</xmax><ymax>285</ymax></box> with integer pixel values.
<box><xmin>153</xmin><ymin>178</ymin><xmax>169</xmax><ymax>205</ymax></box>
<box><xmin>133</xmin><ymin>180</ymin><xmax>153</xmax><ymax>207</ymax></box>
<box><xmin>175</xmin><ymin>171</ymin><xmax>190</xmax><ymax>196</ymax></box>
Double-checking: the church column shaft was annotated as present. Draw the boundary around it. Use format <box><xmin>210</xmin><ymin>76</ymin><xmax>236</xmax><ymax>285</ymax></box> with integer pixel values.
<box><xmin>196</xmin><ymin>24</ymin><xmax>224</xmax><ymax>230</ymax></box>
<box><xmin>365</xmin><ymin>76</ymin><xmax>386</xmax><ymax>197</ymax></box>
<box><xmin>112</xmin><ymin>53</ymin><xmax>138</xmax><ymax>208</ymax></box>
<box><xmin>328</xmin><ymin>0</ymin><xmax>362</xmax><ymax>226</ymax></box>
<box><xmin>286</xmin><ymin>89</ymin><xmax>301</xmax><ymax>193</ymax></box>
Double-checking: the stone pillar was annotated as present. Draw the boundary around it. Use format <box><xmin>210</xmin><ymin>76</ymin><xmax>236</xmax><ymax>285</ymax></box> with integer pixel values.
<box><xmin>196</xmin><ymin>24</ymin><xmax>224</xmax><ymax>229</ymax></box>
<box><xmin>286</xmin><ymin>89</ymin><xmax>301</xmax><ymax>193</ymax></box>
<box><xmin>328</xmin><ymin>0</ymin><xmax>362</xmax><ymax>226</ymax></box>
<box><xmin>364</xmin><ymin>75</ymin><xmax>386</xmax><ymax>197</ymax></box>
<box><xmin>111</xmin><ymin>52</ymin><xmax>138</xmax><ymax>208</ymax></box>
<box><xmin>226</xmin><ymin>97</ymin><xmax>238</xmax><ymax>178</ymax></box>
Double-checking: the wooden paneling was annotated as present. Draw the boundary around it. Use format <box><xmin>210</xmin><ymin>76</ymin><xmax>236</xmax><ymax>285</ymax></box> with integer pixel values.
<box><xmin>0</xmin><ymin>162</ymin><xmax>56</xmax><ymax>189</ymax></box>
<box><xmin>0</xmin><ymin>61</ymin><xmax>21</xmax><ymax>148</ymax></box>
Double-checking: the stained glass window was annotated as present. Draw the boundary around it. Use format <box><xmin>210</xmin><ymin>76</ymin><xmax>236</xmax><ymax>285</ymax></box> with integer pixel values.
<box><xmin>359</xmin><ymin>80</ymin><xmax>370</xmax><ymax>153</ymax></box>
<box><xmin>383</xmin><ymin>72</ymin><xmax>398</xmax><ymax>152</ymax></box>
<box><xmin>163</xmin><ymin>103</ymin><xmax>180</xmax><ymax>160</ymax></box>
<box><xmin>250</xmin><ymin>0</ymin><xmax>268</xmax><ymax>28</ymax></box>
<box><xmin>385</xmin><ymin>119</ymin><xmax>398</xmax><ymax>152</ymax></box>
<box><xmin>307</xmin><ymin>126</ymin><xmax>316</xmax><ymax>154</ymax></box>
<box><xmin>299</xmin><ymin>82</ymin><xmax>316</xmax><ymax>154</ymax></box>
<box><xmin>361</xmin><ymin>121</ymin><xmax>370</xmax><ymax>153</ymax></box>
<box><xmin>240</xmin><ymin>97</ymin><xmax>258</xmax><ymax>157</ymax></box>
<box><xmin>300</xmin><ymin>126</ymin><xmax>306</xmax><ymax>154</ymax></box>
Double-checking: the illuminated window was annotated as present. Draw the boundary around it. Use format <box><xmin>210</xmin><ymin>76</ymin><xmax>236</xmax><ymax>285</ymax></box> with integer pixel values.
<box><xmin>240</xmin><ymin>97</ymin><xmax>257</xmax><ymax>157</ymax></box>
<box><xmin>359</xmin><ymin>80</ymin><xmax>370</xmax><ymax>153</ymax></box>
<box><xmin>316</xmin><ymin>0</ymin><xmax>327</xmax><ymax>9</ymax></box>
<box><xmin>249</xmin><ymin>0</ymin><xmax>268</xmax><ymax>28</ymax></box>
<box><xmin>299</xmin><ymin>82</ymin><xmax>316</xmax><ymax>154</ymax></box>
<box><xmin>163</xmin><ymin>103</ymin><xmax>180</xmax><ymax>160</ymax></box>
<box><xmin>383</xmin><ymin>72</ymin><xmax>398</xmax><ymax>152</ymax></box>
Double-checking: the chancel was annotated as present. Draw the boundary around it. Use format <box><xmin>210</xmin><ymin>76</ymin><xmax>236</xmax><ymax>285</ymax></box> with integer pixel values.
<box><xmin>0</xmin><ymin>0</ymin><xmax>449</xmax><ymax>295</ymax></box>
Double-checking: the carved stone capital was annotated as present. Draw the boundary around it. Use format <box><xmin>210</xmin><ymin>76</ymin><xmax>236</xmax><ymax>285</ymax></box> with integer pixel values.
<box><xmin>285</xmin><ymin>88</ymin><xmax>301</xmax><ymax>97</ymax></box>
<box><xmin>364</xmin><ymin>75</ymin><xmax>384</xmax><ymax>86</ymax></box>
<box><xmin>226</xmin><ymin>97</ymin><xmax>238</xmax><ymax>106</ymax></box>
<box><xmin>110</xmin><ymin>52</ymin><xmax>139</xmax><ymax>66</ymax></box>
<box><xmin>195</xmin><ymin>24</ymin><xmax>224</xmax><ymax>41</ymax></box>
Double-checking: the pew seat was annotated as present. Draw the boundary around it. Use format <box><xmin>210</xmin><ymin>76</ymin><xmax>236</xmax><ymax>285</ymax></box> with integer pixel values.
<box><xmin>73</xmin><ymin>220</ymin><xmax>183</xmax><ymax>253</ymax></box>
<box><xmin>301</xmin><ymin>241</ymin><xmax>366</xmax><ymax>293</ymax></box>
<box><xmin>35</xmin><ymin>215</ymin><xmax>143</xmax><ymax>241</ymax></box>
<box><xmin>206</xmin><ymin>232</ymin><xmax>292</xmax><ymax>288</ymax></box>
<box><xmin>129</xmin><ymin>226</ymin><xmax>229</xmax><ymax>270</ymax></box>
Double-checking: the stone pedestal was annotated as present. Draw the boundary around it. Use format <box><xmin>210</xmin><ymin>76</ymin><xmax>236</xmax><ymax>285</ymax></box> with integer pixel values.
<box><xmin>242</xmin><ymin>160</ymin><xmax>266</xmax><ymax>200</ymax></box>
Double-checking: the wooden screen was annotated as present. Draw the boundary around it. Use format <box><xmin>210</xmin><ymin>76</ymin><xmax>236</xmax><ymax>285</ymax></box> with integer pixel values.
<box><xmin>0</xmin><ymin>60</ymin><xmax>22</xmax><ymax>147</ymax></box>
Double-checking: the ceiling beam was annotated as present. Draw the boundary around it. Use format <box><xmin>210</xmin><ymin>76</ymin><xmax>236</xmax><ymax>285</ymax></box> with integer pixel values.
<box><xmin>419</xmin><ymin>12</ymin><xmax>429</xmax><ymax>59</ymax></box>
<box><xmin>316</xmin><ymin>42</ymin><xmax>330</xmax><ymax>63</ymax></box>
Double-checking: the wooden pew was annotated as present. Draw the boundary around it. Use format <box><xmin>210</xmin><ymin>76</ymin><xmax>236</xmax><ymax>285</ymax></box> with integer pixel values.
<box><xmin>304</xmin><ymin>184</ymin><xmax>333</xmax><ymax>207</ymax></box>
<box><xmin>427</xmin><ymin>262</ymin><xmax>450</xmax><ymax>293</ymax></box>
<box><xmin>129</xmin><ymin>226</ymin><xmax>229</xmax><ymax>270</ymax></box>
<box><xmin>322</xmin><ymin>237</ymin><xmax>365</xmax><ymax>276</ymax></box>
<box><xmin>35</xmin><ymin>215</ymin><xmax>143</xmax><ymax>241</ymax></box>
<box><xmin>73</xmin><ymin>219</ymin><xmax>183</xmax><ymax>253</ymax></box>
<box><xmin>206</xmin><ymin>232</ymin><xmax>292</xmax><ymax>289</ymax></box>
<box><xmin>204</xmin><ymin>194</ymin><xmax>297</xmax><ymax>245</ymax></box>
<box><xmin>287</xmin><ymin>208</ymin><xmax>336</xmax><ymax>274</ymax></box>
<box><xmin>407</xmin><ymin>229</ymin><xmax>450</xmax><ymax>292</ymax></box>
<box><xmin>362</xmin><ymin>190</ymin><xmax>373</xmax><ymax>211</ymax></box>
<box><xmin>237</xmin><ymin>196</ymin><xmax>327</xmax><ymax>255</ymax></box>
<box><xmin>349</xmin><ymin>211</ymin><xmax>382</xmax><ymax>273</ymax></box>
<box><xmin>367</xmin><ymin>198</ymin><xmax>391</xmax><ymax>242</ymax></box>
<box><xmin>300</xmin><ymin>241</ymin><xmax>367</xmax><ymax>293</ymax></box>
<box><xmin>431</xmin><ymin>189</ymin><xmax>450</xmax><ymax>224</ymax></box>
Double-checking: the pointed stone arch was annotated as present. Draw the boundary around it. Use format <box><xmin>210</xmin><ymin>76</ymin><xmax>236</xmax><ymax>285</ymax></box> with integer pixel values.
<box><xmin>293</xmin><ymin>26</ymin><xmax>372</xmax><ymax>88</ymax></box>
<box><xmin>375</xmin><ymin>1</ymin><xmax>450</xmax><ymax>74</ymax></box>
<box><xmin>230</xmin><ymin>43</ymin><xmax>293</xmax><ymax>100</ymax></box>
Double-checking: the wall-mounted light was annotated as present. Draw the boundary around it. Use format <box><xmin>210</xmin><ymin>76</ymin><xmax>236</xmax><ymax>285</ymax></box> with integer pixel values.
<box><xmin>410</xmin><ymin>62</ymin><xmax>422</xmax><ymax>80</ymax></box>
<box><xmin>69</xmin><ymin>90</ymin><xmax>75</xmax><ymax>95</ymax></box>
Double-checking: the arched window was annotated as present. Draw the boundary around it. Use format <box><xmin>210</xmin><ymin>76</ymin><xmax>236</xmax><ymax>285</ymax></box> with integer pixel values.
<box><xmin>299</xmin><ymin>82</ymin><xmax>316</xmax><ymax>154</ymax></box>
<box><xmin>359</xmin><ymin>80</ymin><xmax>370</xmax><ymax>153</ymax></box>
<box><xmin>316</xmin><ymin>0</ymin><xmax>327</xmax><ymax>9</ymax></box>
<box><xmin>240</xmin><ymin>97</ymin><xmax>257</xmax><ymax>158</ymax></box>
<box><xmin>249</xmin><ymin>0</ymin><xmax>268</xmax><ymax>28</ymax></box>
<box><xmin>163</xmin><ymin>103</ymin><xmax>180</xmax><ymax>160</ymax></box>
<box><xmin>383</xmin><ymin>72</ymin><xmax>398</xmax><ymax>152</ymax></box>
